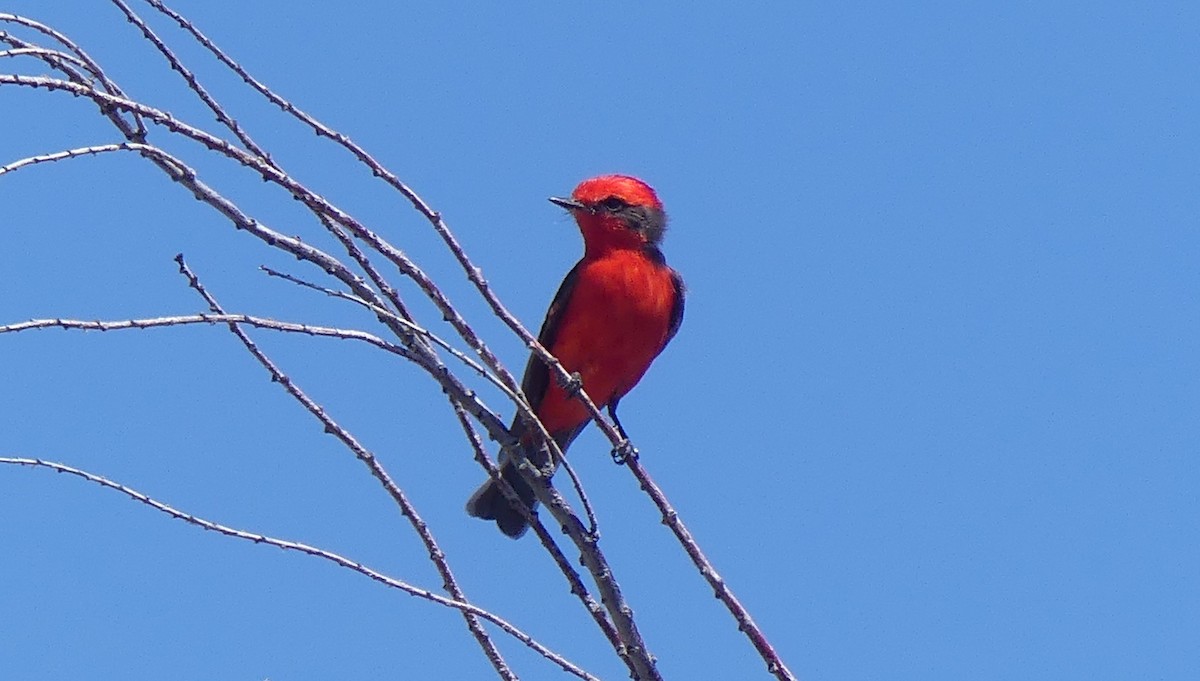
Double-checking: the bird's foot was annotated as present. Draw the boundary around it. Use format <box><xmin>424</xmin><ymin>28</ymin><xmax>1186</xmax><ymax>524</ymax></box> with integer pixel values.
<box><xmin>611</xmin><ymin>440</ymin><xmax>639</xmax><ymax>465</ymax></box>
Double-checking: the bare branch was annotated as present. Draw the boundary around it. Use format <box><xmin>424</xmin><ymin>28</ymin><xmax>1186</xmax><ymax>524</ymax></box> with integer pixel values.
<box><xmin>625</xmin><ymin>458</ymin><xmax>799</xmax><ymax>681</ymax></box>
<box><xmin>0</xmin><ymin>76</ymin><xmax>523</xmax><ymax>443</ymax></box>
<box><xmin>0</xmin><ymin>46</ymin><xmax>97</xmax><ymax>77</ymax></box>
<box><xmin>0</xmin><ymin>313</ymin><xmax>408</xmax><ymax>356</ymax></box>
<box><xmin>0</xmin><ymin>136</ymin><xmax>512</xmax><ymax>450</ymax></box>
<box><xmin>171</xmin><ymin>256</ymin><xmax>518</xmax><ymax>681</ymax></box>
<box><xmin>1</xmin><ymin>13</ymin><xmax>147</xmax><ymax>137</ymax></box>
<box><xmin>0</xmin><ymin>143</ymin><xmax>137</xmax><ymax>175</ymax></box>
<box><xmin>108</xmin><ymin>0</ymin><xmax>270</xmax><ymax>162</ymax></box>
<box><xmin>259</xmin><ymin>265</ymin><xmax>521</xmax><ymax>403</ymax></box>
<box><xmin>0</xmin><ymin>456</ymin><xmax>599</xmax><ymax>681</ymax></box>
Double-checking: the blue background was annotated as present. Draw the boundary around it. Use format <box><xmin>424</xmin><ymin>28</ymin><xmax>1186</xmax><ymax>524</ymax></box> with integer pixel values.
<box><xmin>2</xmin><ymin>2</ymin><xmax>1197</xmax><ymax>679</ymax></box>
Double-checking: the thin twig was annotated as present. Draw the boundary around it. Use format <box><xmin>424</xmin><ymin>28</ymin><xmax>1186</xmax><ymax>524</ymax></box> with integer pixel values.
<box><xmin>108</xmin><ymin>0</ymin><xmax>270</xmax><ymax>162</ymax></box>
<box><xmin>0</xmin><ymin>77</ymin><xmax>522</xmax><ymax>440</ymax></box>
<box><xmin>0</xmin><ymin>137</ymin><xmax>513</xmax><ymax>448</ymax></box>
<box><xmin>172</xmin><ymin>256</ymin><xmax>518</xmax><ymax>681</ymax></box>
<box><xmin>0</xmin><ymin>13</ymin><xmax>146</xmax><ymax>138</ymax></box>
<box><xmin>0</xmin><ymin>456</ymin><xmax>599</xmax><ymax>681</ymax></box>
<box><xmin>259</xmin><ymin>266</ymin><xmax>518</xmax><ymax>402</ymax></box>
<box><xmin>626</xmin><ymin>458</ymin><xmax>798</xmax><ymax>680</ymax></box>
<box><xmin>0</xmin><ymin>313</ymin><xmax>407</xmax><ymax>359</ymax></box>
<box><xmin>0</xmin><ymin>46</ymin><xmax>96</xmax><ymax>77</ymax></box>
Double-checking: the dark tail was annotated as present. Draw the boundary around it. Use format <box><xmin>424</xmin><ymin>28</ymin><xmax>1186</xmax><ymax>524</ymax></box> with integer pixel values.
<box><xmin>465</xmin><ymin>460</ymin><xmax>539</xmax><ymax>538</ymax></box>
<box><xmin>467</xmin><ymin>426</ymin><xmax>583</xmax><ymax>538</ymax></box>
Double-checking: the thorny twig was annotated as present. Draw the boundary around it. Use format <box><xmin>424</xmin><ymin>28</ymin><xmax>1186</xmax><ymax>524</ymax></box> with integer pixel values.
<box><xmin>0</xmin><ymin>456</ymin><xmax>598</xmax><ymax>681</ymax></box>
<box><xmin>171</xmin><ymin>255</ymin><xmax>518</xmax><ymax>681</ymax></box>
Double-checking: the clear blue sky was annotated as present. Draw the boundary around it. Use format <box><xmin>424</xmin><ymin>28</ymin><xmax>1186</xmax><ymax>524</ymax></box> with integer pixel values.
<box><xmin>2</xmin><ymin>2</ymin><xmax>1197</xmax><ymax>679</ymax></box>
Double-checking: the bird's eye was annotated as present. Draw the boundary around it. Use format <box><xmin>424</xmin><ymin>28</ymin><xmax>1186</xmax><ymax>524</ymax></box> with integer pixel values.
<box><xmin>600</xmin><ymin>197</ymin><xmax>625</xmax><ymax>212</ymax></box>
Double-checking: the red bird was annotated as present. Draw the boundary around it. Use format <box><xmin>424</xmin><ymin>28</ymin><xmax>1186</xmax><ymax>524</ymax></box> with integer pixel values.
<box><xmin>466</xmin><ymin>175</ymin><xmax>685</xmax><ymax>537</ymax></box>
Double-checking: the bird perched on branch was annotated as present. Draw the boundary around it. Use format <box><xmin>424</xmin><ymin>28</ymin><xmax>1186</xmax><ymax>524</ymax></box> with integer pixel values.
<box><xmin>466</xmin><ymin>174</ymin><xmax>685</xmax><ymax>538</ymax></box>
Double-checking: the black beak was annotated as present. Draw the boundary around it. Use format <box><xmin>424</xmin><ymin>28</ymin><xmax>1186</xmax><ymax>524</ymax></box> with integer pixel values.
<box><xmin>549</xmin><ymin>196</ymin><xmax>587</xmax><ymax>212</ymax></box>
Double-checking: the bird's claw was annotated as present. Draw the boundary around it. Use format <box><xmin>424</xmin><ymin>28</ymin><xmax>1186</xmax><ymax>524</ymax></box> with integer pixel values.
<box><xmin>611</xmin><ymin>440</ymin><xmax>638</xmax><ymax>465</ymax></box>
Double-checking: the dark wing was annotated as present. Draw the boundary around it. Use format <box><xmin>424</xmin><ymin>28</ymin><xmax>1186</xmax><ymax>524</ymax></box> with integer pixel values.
<box><xmin>662</xmin><ymin>267</ymin><xmax>686</xmax><ymax>351</ymax></box>
<box><xmin>513</xmin><ymin>260</ymin><xmax>584</xmax><ymax>434</ymax></box>
<box><xmin>643</xmin><ymin>245</ymin><xmax>685</xmax><ymax>354</ymax></box>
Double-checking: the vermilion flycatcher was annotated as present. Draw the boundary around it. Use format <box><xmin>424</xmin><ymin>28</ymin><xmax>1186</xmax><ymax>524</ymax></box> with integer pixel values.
<box><xmin>466</xmin><ymin>175</ymin><xmax>685</xmax><ymax>538</ymax></box>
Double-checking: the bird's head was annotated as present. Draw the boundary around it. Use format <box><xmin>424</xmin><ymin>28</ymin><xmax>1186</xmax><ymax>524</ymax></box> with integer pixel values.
<box><xmin>549</xmin><ymin>175</ymin><xmax>667</xmax><ymax>256</ymax></box>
